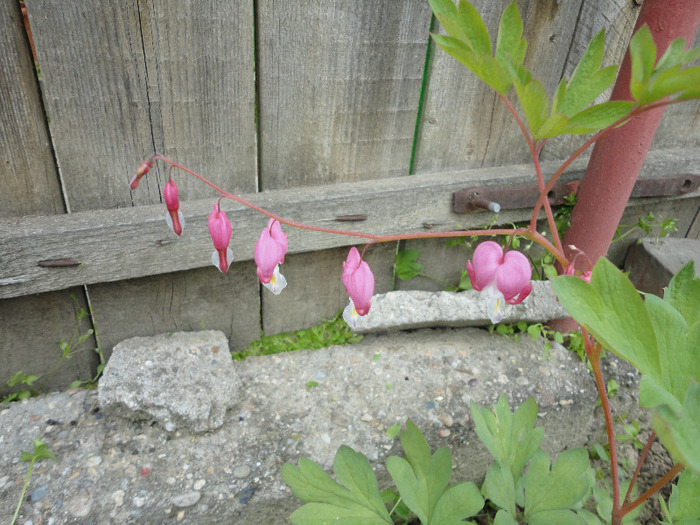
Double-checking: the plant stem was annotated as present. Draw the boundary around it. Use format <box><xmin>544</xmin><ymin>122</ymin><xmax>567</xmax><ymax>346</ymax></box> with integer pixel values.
<box><xmin>10</xmin><ymin>458</ymin><xmax>35</xmax><ymax>525</ymax></box>
<box><xmin>585</xmin><ymin>332</ymin><xmax>622</xmax><ymax>525</ymax></box>
<box><xmin>624</xmin><ymin>431</ymin><xmax>656</xmax><ymax>505</ymax></box>
<box><xmin>620</xmin><ymin>462</ymin><xmax>685</xmax><ymax>517</ymax></box>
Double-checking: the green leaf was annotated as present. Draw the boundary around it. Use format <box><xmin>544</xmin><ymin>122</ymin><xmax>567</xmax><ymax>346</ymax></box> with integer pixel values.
<box><xmin>524</xmin><ymin>449</ymin><xmax>591</xmax><ymax>519</ymax></box>
<box><xmin>653</xmin><ymin>381</ymin><xmax>700</xmax><ymax>472</ymax></box>
<box><xmin>630</xmin><ymin>26</ymin><xmax>657</xmax><ymax>86</ymax></box>
<box><xmin>496</xmin><ymin>1</ymin><xmax>526</xmax><ymax>69</ymax></box>
<box><xmin>495</xmin><ymin>510</ymin><xmax>520</xmax><ymax>525</ymax></box>
<box><xmin>593</xmin><ymin>480</ymin><xmax>643</xmax><ymax>524</ymax></box>
<box><xmin>664</xmin><ymin>260</ymin><xmax>700</xmax><ymax>326</ymax></box>
<box><xmin>558</xmin><ymin>30</ymin><xmax>617</xmax><ymax>117</ymax></box>
<box><xmin>282</xmin><ymin>447</ymin><xmax>392</xmax><ymax>525</ymax></box>
<box><xmin>550</xmin><ymin>258</ymin><xmax>660</xmax><ymax>377</ymax></box>
<box><xmin>514</xmin><ymin>76</ymin><xmax>549</xmax><ymax>135</ymax></box>
<box><xmin>20</xmin><ymin>439</ymin><xmax>57</xmax><ymax>463</ymax></box>
<box><xmin>456</xmin><ymin>0</ymin><xmax>492</xmax><ymax>56</ymax></box>
<box><xmin>526</xmin><ymin>509</ymin><xmax>586</xmax><ymax>525</ymax></box>
<box><xmin>431</xmin><ymin>482</ymin><xmax>484</xmax><ymax>525</ymax></box>
<box><xmin>394</xmin><ymin>250</ymin><xmax>423</xmax><ymax>281</ymax></box>
<box><xmin>564</xmin><ymin>101</ymin><xmax>634</xmax><ymax>134</ymax></box>
<box><xmin>471</xmin><ymin>395</ymin><xmax>544</xmax><ymax>479</ymax></box>
<box><xmin>665</xmin><ymin>468</ymin><xmax>700</xmax><ymax>522</ymax></box>
<box><xmin>484</xmin><ymin>462</ymin><xmax>517</xmax><ymax>516</ymax></box>
<box><xmin>387</xmin><ymin>420</ymin><xmax>483</xmax><ymax>524</ymax></box>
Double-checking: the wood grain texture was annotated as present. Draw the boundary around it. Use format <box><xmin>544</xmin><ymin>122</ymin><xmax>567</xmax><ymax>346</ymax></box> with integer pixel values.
<box><xmin>261</xmin><ymin>242</ymin><xmax>396</xmax><ymax>335</ymax></box>
<box><xmin>88</xmin><ymin>262</ymin><xmax>260</xmax><ymax>359</ymax></box>
<box><xmin>414</xmin><ymin>0</ymin><xmax>586</xmax><ymax>173</ymax></box>
<box><xmin>1</xmin><ymin>149</ymin><xmax>698</xmax><ymax>300</ymax></box>
<box><xmin>0</xmin><ymin>288</ymin><xmax>98</xmax><ymax>396</ymax></box>
<box><xmin>26</xmin><ymin>0</ymin><xmax>256</xmax><ymax>212</ymax></box>
<box><xmin>0</xmin><ymin>0</ymin><xmax>63</xmax><ymax>217</ymax></box>
<box><xmin>256</xmin><ymin>0</ymin><xmax>431</xmax><ymax>189</ymax></box>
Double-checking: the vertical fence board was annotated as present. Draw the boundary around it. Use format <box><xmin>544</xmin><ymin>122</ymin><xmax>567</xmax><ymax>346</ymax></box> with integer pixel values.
<box><xmin>26</xmin><ymin>0</ymin><xmax>260</xmax><ymax>358</ymax></box>
<box><xmin>257</xmin><ymin>0</ymin><xmax>431</xmax><ymax>334</ymax></box>
<box><xmin>0</xmin><ymin>0</ymin><xmax>63</xmax><ymax>217</ymax></box>
<box><xmin>0</xmin><ymin>2</ymin><xmax>97</xmax><ymax>395</ymax></box>
<box><xmin>257</xmin><ymin>0</ymin><xmax>432</xmax><ymax>189</ymax></box>
<box><xmin>88</xmin><ymin>262</ymin><xmax>260</xmax><ymax>360</ymax></box>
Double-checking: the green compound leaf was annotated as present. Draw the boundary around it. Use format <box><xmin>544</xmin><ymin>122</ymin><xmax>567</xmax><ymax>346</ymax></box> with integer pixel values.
<box><xmin>523</xmin><ymin>449</ymin><xmax>592</xmax><ymax>525</ymax></box>
<box><xmin>551</xmin><ymin>258</ymin><xmax>660</xmax><ymax>378</ymax></box>
<box><xmin>662</xmin><ymin>468</ymin><xmax>700</xmax><ymax>523</ymax></box>
<box><xmin>565</xmin><ymin>100</ymin><xmax>634</xmax><ymax>134</ymax></box>
<box><xmin>282</xmin><ymin>446</ymin><xmax>392</xmax><ymax>525</ymax></box>
<box><xmin>386</xmin><ymin>420</ymin><xmax>483</xmax><ymax>524</ymax></box>
<box><xmin>456</xmin><ymin>0</ymin><xmax>492</xmax><ymax>56</ymax></box>
<box><xmin>471</xmin><ymin>395</ymin><xmax>544</xmax><ymax>479</ymax></box>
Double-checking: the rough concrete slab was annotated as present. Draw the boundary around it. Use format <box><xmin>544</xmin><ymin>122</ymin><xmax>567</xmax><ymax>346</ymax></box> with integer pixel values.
<box><xmin>98</xmin><ymin>331</ymin><xmax>241</xmax><ymax>434</ymax></box>
<box><xmin>353</xmin><ymin>280</ymin><xmax>569</xmax><ymax>333</ymax></box>
<box><xmin>1</xmin><ymin>327</ymin><xmax>600</xmax><ymax>524</ymax></box>
<box><xmin>625</xmin><ymin>237</ymin><xmax>700</xmax><ymax>297</ymax></box>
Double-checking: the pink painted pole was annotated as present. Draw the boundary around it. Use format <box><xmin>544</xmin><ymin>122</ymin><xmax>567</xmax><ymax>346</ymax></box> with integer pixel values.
<box><xmin>562</xmin><ymin>0</ymin><xmax>700</xmax><ymax>270</ymax></box>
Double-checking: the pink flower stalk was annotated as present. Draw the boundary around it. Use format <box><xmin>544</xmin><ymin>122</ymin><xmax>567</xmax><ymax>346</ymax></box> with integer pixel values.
<box><xmin>466</xmin><ymin>241</ymin><xmax>532</xmax><ymax>324</ymax></box>
<box><xmin>254</xmin><ymin>218</ymin><xmax>288</xmax><ymax>295</ymax></box>
<box><xmin>208</xmin><ymin>202</ymin><xmax>233</xmax><ymax>273</ymax></box>
<box><xmin>129</xmin><ymin>159</ymin><xmax>154</xmax><ymax>190</ymax></box>
<box><xmin>163</xmin><ymin>178</ymin><xmax>184</xmax><ymax>236</ymax></box>
<box><xmin>341</xmin><ymin>247</ymin><xmax>375</xmax><ymax>328</ymax></box>
<box><xmin>564</xmin><ymin>265</ymin><xmax>592</xmax><ymax>283</ymax></box>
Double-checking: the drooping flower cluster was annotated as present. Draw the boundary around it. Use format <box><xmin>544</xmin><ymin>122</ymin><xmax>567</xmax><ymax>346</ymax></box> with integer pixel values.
<box><xmin>466</xmin><ymin>241</ymin><xmax>532</xmax><ymax>324</ymax></box>
<box><xmin>341</xmin><ymin>247</ymin><xmax>375</xmax><ymax>328</ymax></box>
<box><xmin>254</xmin><ymin>218</ymin><xmax>288</xmax><ymax>295</ymax></box>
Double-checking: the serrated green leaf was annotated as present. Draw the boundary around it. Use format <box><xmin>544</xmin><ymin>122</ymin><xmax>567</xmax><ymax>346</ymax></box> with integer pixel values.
<box><xmin>558</xmin><ymin>30</ymin><xmax>617</xmax><ymax>117</ymax></box>
<box><xmin>564</xmin><ymin>101</ymin><xmax>634</xmax><ymax>134</ymax></box>
<box><xmin>431</xmin><ymin>481</ymin><xmax>484</xmax><ymax>525</ymax></box>
<box><xmin>282</xmin><ymin>449</ymin><xmax>392</xmax><ymax>525</ymax></box>
<box><xmin>653</xmin><ymin>381</ymin><xmax>700</xmax><ymax>473</ymax></box>
<box><xmin>524</xmin><ymin>449</ymin><xmax>591</xmax><ymax>516</ymax></box>
<box><xmin>485</xmin><ymin>462</ymin><xmax>517</xmax><ymax>516</ymax></box>
<box><xmin>496</xmin><ymin>1</ymin><xmax>525</xmax><ymax>69</ymax></box>
<box><xmin>550</xmin><ymin>258</ymin><xmax>660</xmax><ymax>377</ymax></box>
<box><xmin>666</xmin><ymin>468</ymin><xmax>700</xmax><ymax>521</ymax></box>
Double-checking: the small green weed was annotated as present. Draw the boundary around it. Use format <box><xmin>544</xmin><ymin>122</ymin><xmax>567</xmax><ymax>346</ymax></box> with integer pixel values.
<box><xmin>232</xmin><ymin>311</ymin><xmax>362</xmax><ymax>360</ymax></box>
<box><xmin>11</xmin><ymin>439</ymin><xmax>57</xmax><ymax>525</ymax></box>
<box><xmin>613</xmin><ymin>212</ymin><xmax>677</xmax><ymax>244</ymax></box>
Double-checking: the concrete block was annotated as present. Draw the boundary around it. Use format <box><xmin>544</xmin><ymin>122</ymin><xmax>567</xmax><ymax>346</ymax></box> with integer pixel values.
<box><xmin>98</xmin><ymin>330</ymin><xmax>241</xmax><ymax>433</ymax></box>
<box><xmin>353</xmin><ymin>280</ymin><xmax>569</xmax><ymax>333</ymax></box>
<box><xmin>625</xmin><ymin>237</ymin><xmax>700</xmax><ymax>297</ymax></box>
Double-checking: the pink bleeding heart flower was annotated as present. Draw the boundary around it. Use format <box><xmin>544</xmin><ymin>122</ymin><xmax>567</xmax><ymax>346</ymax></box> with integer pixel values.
<box><xmin>208</xmin><ymin>202</ymin><xmax>233</xmax><ymax>273</ymax></box>
<box><xmin>466</xmin><ymin>241</ymin><xmax>532</xmax><ymax>324</ymax></box>
<box><xmin>564</xmin><ymin>265</ymin><xmax>591</xmax><ymax>283</ymax></box>
<box><xmin>341</xmin><ymin>247</ymin><xmax>375</xmax><ymax>328</ymax></box>
<box><xmin>163</xmin><ymin>178</ymin><xmax>184</xmax><ymax>236</ymax></box>
<box><xmin>254</xmin><ymin>218</ymin><xmax>288</xmax><ymax>295</ymax></box>
<box><xmin>130</xmin><ymin>159</ymin><xmax>154</xmax><ymax>190</ymax></box>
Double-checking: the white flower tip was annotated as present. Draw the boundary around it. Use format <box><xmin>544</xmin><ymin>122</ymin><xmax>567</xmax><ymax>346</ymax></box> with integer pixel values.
<box><xmin>263</xmin><ymin>267</ymin><xmax>287</xmax><ymax>295</ymax></box>
<box><xmin>343</xmin><ymin>300</ymin><xmax>358</xmax><ymax>329</ymax></box>
<box><xmin>211</xmin><ymin>248</ymin><xmax>234</xmax><ymax>273</ymax></box>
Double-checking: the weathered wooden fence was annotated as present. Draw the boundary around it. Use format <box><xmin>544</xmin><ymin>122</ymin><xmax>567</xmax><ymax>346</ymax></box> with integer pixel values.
<box><xmin>1</xmin><ymin>0</ymin><xmax>699</xmax><ymax>394</ymax></box>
